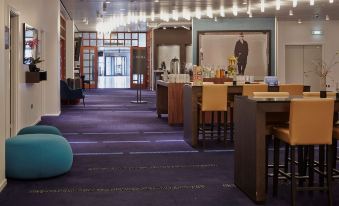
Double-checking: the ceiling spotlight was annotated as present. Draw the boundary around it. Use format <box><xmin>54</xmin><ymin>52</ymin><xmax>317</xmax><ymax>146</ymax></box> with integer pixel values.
<box><xmin>214</xmin><ymin>17</ymin><xmax>218</xmax><ymax>22</ymax></box>
<box><xmin>232</xmin><ymin>5</ymin><xmax>238</xmax><ymax>16</ymax></box>
<box><xmin>326</xmin><ymin>15</ymin><xmax>330</xmax><ymax>20</ymax></box>
<box><xmin>261</xmin><ymin>0</ymin><xmax>265</xmax><ymax>12</ymax></box>
<box><xmin>154</xmin><ymin>0</ymin><xmax>159</xmax><ymax>2</ymax></box>
<box><xmin>289</xmin><ymin>10</ymin><xmax>293</xmax><ymax>16</ymax></box>
<box><xmin>329</xmin><ymin>0</ymin><xmax>333</xmax><ymax>3</ymax></box>
<box><xmin>242</xmin><ymin>0</ymin><xmax>248</xmax><ymax>5</ymax></box>
<box><xmin>182</xmin><ymin>26</ymin><xmax>190</xmax><ymax>30</ymax></box>
<box><xmin>249</xmin><ymin>12</ymin><xmax>253</xmax><ymax>18</ymax></box>
<box><xmin>195</xmin><ymin>8</ymin><xmax>202</xmax><ymax>19</ymax></box>
<box><xmin>310</xmin><ymin>0</ymin><xmax>314</xmax><ymax>6</ymax></box>
<box><xmin>298</xmin><ymin>19</ymin><xmax>302</xmax><ymax>24</ymax></box>
<box><xmin>163</xmin><ymin>27</ymin><xmax>167</xmax><ymax>30</ymax></box>
<box><xmin>276</xmin><ymin>0</ymin><xmax>281</xmax><ymax>10</ymax></box>
<box><xmin>293</xmin><ymin>0</ymin><xmax>298</xmax><ymax>7</ymax></box>
<box><xmin>220</xmin><ymin>6</ymin><xmax>225</xmax><ymax>17</ymax></box>
<box><xmin>105</xmin><ymin>1</ymin><xmax>110</xmax><ymax>3</ymax></box>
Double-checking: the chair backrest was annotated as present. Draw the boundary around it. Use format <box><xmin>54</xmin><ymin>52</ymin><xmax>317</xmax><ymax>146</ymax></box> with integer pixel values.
<box><xmin>202</xmin><ymin>84</ymin><xmax>228</xmax><ymax>112</ymax></box>
<box><xmin>289</xmin><ymin>98</ymin><xmax>334</xmax><ymax>145</ymax></box>
<box><xmin>279</xmin><ymin>84</ymin><xmax>304</xmax><ymax>96</ymax></box>
<box><xmin>242</xmin><ymin>84</ymin><xmax>268</xmax><ymax>97</ymax></box>
<box><xmin>253</xmin><ymin>92</ymin><xmax>289</xmax><ymax>98</ymax></box>
<box><xmin>60</xmin><ymin>80</ymin><xmax>71</xmax><ymax>99</ymax></box>
<box><xmin>303</xmin><ymin>92</ymin><xmax>336</xmax><ymax>98</ymax></box>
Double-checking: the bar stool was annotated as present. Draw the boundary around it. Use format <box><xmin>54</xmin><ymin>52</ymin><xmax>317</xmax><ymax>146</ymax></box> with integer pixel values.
<box><xmin>253</xmin><ymin>92</ymin><xmax>290</xmax><ymax>191</ymax></box>
<box><xmin>242</xmin><ymin>84</ymin><xmax>268</xmax><ymax>97</ymax></box>
<box><xmin>272</xmin><ymin>98</ymin><xmax>334</xmax><ymax>206</ymax></box>
<box><xmin>197</xmin><ymin>84</ymin><xmax>228</xmax><ymax>148</ymax></box>
<box><xmin>279</xmin><ymin>84</ymin><xmax>304</xmax><ymax>96</ymax></box>
<box><xmin>332</xmin><ymin>127</ymin><xmax>339</xmax><ymax>179</ymax></box>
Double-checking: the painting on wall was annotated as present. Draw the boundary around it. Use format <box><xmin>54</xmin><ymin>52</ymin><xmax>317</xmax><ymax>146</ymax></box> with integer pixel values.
<box><xmin>198</xmin><ymin>31</ymin><xmax>271</xmax><ymax>77</ymax></box>
<box><xmin>23</xmin><ymin>23</ymin><xmax>39</xmax><ymax>65</ymax></box>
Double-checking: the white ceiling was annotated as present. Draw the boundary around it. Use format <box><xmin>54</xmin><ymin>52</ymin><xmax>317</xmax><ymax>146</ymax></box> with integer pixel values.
<box><xmin>60</xmin><ymin>0</ymin><xmax>339</xmax><ymax>32</ymax></box>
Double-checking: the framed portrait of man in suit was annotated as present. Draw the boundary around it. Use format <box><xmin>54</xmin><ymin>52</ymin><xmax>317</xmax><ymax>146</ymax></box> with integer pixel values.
<box><xmin>198</xmin><ymin>31</ymin><xmax>271</xmax><ymax>77</ymax></box>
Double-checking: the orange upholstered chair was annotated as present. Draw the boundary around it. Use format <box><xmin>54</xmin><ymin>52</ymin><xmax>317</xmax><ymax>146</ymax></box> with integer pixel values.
<box><xmin>197</xmin><ymin>84</ymin><xmax>228</xmax><ymax>148</ymax></box>
<box><xmin>272</xmin><ymin>98</ymin><xmax>334</xmax><ymax>205</ymax></box>
<box><xmin>279</xmin><ymin>84</ymin><xmax>304</xmax><ymax>96</ymax></box>
<box><xmin>242</xmin><ymin>84</ymin><xmax>268</xmax><ymax>97</ymax></box>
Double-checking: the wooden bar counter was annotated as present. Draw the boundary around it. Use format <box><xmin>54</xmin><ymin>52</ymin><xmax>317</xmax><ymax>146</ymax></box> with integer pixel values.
<box><xmin>156</xmin><ymin>80</ymin><xmax>185</xmax><ymax>125</ymax></box>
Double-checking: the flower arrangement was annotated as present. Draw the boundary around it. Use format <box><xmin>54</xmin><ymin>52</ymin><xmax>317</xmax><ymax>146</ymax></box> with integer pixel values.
<box><xmin>306</xmin><ymin>51</ymin><xmax>339</xmax><ymax>90</ymax></box>
<box><xmin>227</xmin><ymin>56</ymin><xmax>237</xmax><ymax>77</ymax></box>
<box><xmin>26</xmin><ymin>38</ymin><xmax>39</xmax><ymax>49</ymax></box>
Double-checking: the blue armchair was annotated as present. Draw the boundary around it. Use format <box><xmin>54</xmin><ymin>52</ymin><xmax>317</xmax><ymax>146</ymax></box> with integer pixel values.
<box><xmin>60</xmin><ymin>80</ymin><xmax>85</xmax><ymax>106</ymax></box>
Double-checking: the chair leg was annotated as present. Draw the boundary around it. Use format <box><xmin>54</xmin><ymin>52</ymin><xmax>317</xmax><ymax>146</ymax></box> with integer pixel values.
<box><xmin>197</xmin><ymin>106</ymin><xmax>200</xmax><ymax>141</ymax></box>
<box><xmin>333</xmin><ymin>140</ymin><xmax>337</xmax><ymax>170</ymax></box>
<box><xmin>217</xmin><ymin>112</ymin><xmax>221</xmax><ymax>140</ymax></box>
<box><xmin>83</xmin><ymin>97</ymin><xmax>85</xmax><ymax>107</ymax></box>
<box><xmin>230</xmin><ymin>106</ymin><xmax>234</xmax><ymax>141</ymax></box>
<box><xmin>319</xmin><ymin>145</ymin><xmax>325</xmax><ymax>186</ymax></box>
<box><xmin>284</xmin><ymin>144</ymin><xmax>289</xmax><ymax>173</ymax></box>
<box><xmin>291</xmin><ymin>146</ymin><xmax>296</xmax><ymax>206</ymax></box>
<box><xmin>202</xmin><ymin>111</ymin><xmax>206</xmax><ymax>149</ymax></box>
<box><xmin>327</xmin><ymin>145</ymin><xmax>333</xmax><ymax>206</ymax></box>
<box><xmin>224</xmin><ymin>111</ymin><xmax>227</xmax><ymax>141</ymax></box>
<box><xmin>308</xmin><ymin>145</ymin><xmax>314</xmax><ymax>187</ymax></box>
<box><xmin>273</xmin><ymin>137</ymin><xmax>280</xmax><ymax>196</ymax></box>
<box><xmin>266</xmin><ymin>135</ymin><xmax>270</xmax><ymax>193</ymax></box>
<box><xmin>211</xmin><ymin>112</ymin><xmax>214</xmax><ymax>139</ymax></box>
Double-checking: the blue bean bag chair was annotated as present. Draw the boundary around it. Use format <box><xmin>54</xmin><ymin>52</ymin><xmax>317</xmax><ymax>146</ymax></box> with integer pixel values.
<box><xmin>6</xmin><ymin>134</ymin><xmax>73</xmax><ymax>179</ymax></box>
<box><xmin>17</xmin><ymin>125</ymin><xmax>62</xmax><ymax>136</ymax></box>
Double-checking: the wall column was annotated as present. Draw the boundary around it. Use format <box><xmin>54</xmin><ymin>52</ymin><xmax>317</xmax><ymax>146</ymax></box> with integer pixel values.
<box><xmin>66</xmin><ymin>20</ymin><xmax>74</xmax><ymax>79</ymax></box>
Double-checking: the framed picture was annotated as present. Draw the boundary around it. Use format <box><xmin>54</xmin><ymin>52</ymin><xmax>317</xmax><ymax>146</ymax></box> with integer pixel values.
<box><xmin>23</xmin><ymin>23</ymin><xmax>38</xmax><ymax>64</ymax></box>
<box><xmin>198</xmin><ymin>30</ymin><xmax>271</xmax><ymax>76</ymax></box>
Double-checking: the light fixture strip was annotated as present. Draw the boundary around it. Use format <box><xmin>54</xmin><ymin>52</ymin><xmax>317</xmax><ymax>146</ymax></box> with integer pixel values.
<box><xmin>293</xmin><ymin>0</ymin><xmax>298</xmax><ymax>7</ymax></box>
<box><xmin>310</xmin><ymin>0</ymin><xmax>315</xmax><ymax>6</ymax></box>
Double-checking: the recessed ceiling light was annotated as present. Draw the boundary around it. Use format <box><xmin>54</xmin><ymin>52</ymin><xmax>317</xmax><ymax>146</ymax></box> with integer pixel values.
<box><xmin>289</xmin><ymin>10</ymin><xmax>293</xmax><ymax>16</ymax></box>
<box><xmin>242</xmin><ymin>0</ymin><xmax>247</xmax><ymax>5</ymax></box>
<box><xmin>329</xmin><ymin>0</ymin><xmax>333</xmax><ymax>3</ymax></box>
<box><xmin>276</xmin><ymin>0</ymin><xmax>281</xmax><ymax>10</ymax></box>
<box><xmin>310</xmin><ymin>0</ymin><xmax>314</xmax><ymax>6</ymax></box>
<box><xmin>163</xmin><ymin>27</ymin><xmax>167</xmax><ymax>30</ymax></box>
<box><xmin>249</xmin><ymin>12</ymin><xmax>253</xmax><ymax>18</ymax></box>
<box><xmin>214</xmin><ymin>17</ymin><xmax>218</xmax><ymax>22</ymax></box>
<box><xmin>298</xmin><ymin>19</ymin><xmax>302</xmax><ymax>24</ymax></box>
<box><xmin>326</xmin><ymin>15</ymin><xmax>330</xmax><ymax>20</ymax></box>
<box><xmin>154</xmin><ymin>0</ymin><xmax>159</xmax><ymax>2</ymax></box>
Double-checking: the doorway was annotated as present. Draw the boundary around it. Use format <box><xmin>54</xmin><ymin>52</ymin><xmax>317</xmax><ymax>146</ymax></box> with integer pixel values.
<box><xmin>9</xmin><ymin>11</ymin><xmax>19</xmax><ymax>136</ymax></box>
<box><xmin>98</xmin><ymin>47</ymin><xmax>130</xmax><ymax>89</ymax></box>
<box><xmin>285</xmin><ymin>45</ymin><xmax>322</xmax><ymax>91</ymax></box>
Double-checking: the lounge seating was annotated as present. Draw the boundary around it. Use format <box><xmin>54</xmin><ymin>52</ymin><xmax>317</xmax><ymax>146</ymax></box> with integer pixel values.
<box><xmin>6</xmin><ymin>134</ymin><xmax>73</xmax><ymax>179</ymax></box>
<box><xmin>17</xmin><ymin>125</ymin><xmax>62</xmax><ymax>136</ymax></box>
<box><xmin>60</xmin><ymin>80</ymin><xmax>85</xmax><ymax>106</ymax></box>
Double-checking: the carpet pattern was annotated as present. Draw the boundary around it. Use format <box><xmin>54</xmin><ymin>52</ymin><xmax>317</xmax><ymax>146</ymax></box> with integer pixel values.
<box><xmin>0</xmin><ymin>88</ymin><xmax>338</xmax><ymax>206</ymax></box>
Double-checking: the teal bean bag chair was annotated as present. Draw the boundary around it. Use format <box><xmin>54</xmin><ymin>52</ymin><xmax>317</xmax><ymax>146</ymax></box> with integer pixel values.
<box><xmin>17</xmin><ymin>125</ymin><xmax>62</xmax><ymax>136</ymax></box>
<box><xmin>6</xmin><ymin>134</ymin><xmax>73</xmax><ymax>179</ymax></box>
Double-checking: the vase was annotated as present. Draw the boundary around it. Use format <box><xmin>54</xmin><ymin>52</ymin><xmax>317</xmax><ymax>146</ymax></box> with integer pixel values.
<box><xmin>320</xmin><ymin>76</ymin><xmax>327</xmax><ymax>98</ymax></box>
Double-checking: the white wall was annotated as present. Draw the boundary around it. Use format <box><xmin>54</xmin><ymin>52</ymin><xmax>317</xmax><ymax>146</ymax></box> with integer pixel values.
<box><xmin>0</xmin><ymin>0</ymin><xmax>60</xmax><ymax>191</ymax></box>
<box><xmin>66</xmin><ymin>20</ymin><xmax>74</xmax><ymax>79</ymax></box>
<box><xmin>277</xmin><ymin>20</ymin><xmax>339</xmax><ymax>90</ymax></box>
<box><xmin>0</xmin><ymin>0</ymin><xmax>8</xmax><ymax>192</ymax></box>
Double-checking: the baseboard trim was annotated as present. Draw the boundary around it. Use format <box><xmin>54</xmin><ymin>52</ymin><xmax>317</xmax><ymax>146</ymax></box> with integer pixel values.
<box><xmin>0</xmin><ymin>179</ymin><xmax>7</xmax><ymax>192</ymax></box>
<box><xmin>43</xmin><ymin>111</ymin><xmax>61</xmax><ymax>117</ymax></box>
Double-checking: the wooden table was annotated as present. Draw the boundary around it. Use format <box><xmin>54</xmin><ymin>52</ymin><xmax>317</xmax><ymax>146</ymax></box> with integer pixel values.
<box><xmin>183</xmin><ymin>84</ymin><xmax>310</xmax><ymax>147</ymax></box>
<box><xmin>233</xmin><ymin>96</ymin><xmax>339</xmax><ymax>203</ymax></box>
<box><xmin>156</xmin><ymin>80</ymin><xmax>185</xmax><ymax>125</ymax></box>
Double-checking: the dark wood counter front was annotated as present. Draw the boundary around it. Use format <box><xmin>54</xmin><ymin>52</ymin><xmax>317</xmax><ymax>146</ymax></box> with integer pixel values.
<box><xmin>156</xmin><ymin>80</ymin><xmax>185</xmax><ymax>125</ymax></box>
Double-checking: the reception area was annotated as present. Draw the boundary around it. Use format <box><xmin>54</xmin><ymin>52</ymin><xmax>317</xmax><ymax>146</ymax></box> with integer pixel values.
<box><xmin>0</xmin><ymin>0</ymin><xmax>339</xmax><ymax>206</ymax></box>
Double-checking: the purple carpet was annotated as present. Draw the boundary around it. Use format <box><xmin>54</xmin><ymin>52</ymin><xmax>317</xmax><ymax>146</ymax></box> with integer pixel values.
<box><xmin>0</xmin><ymin>88</ymin><xmax>338</xmax><ymax>206</ymax></box>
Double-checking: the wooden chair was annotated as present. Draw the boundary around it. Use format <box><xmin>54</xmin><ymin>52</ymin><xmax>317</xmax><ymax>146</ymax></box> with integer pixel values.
<box><xmin>279</xmin><ymin>84</ymin><xmax>304</xmax><ymax>96</ymax></box>
<box><xmin>242</xmin><ymin>84</ymin><xmax>268</xmax><ymax>97</ymax></box>
<box><xmin>197</xmin><ymin>84</ymin><xmax>228</xmax><ymax>148</ymax></box>
<box><xmin>273</xmin><ymin>98</ymin><xmax>334</xmax><ymax>206</ymax></box>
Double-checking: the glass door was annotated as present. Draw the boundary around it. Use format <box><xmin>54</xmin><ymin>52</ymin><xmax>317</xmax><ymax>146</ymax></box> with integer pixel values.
<box><xmin>105</xmin><ymin>56</ymin><xmax>127</xmax><ymax>76</ymax></box>
<box><xmin>80</xmin><ymin>46</ymin><xmax>98</xmax><ymax>88</ymax></box>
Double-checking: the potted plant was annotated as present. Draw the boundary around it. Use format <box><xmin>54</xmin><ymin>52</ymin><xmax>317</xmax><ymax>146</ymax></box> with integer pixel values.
<box><xmin>306</xmin><ymin>51</ymin><xmax>338</xmax><ymax>98</ymax></box>
<box><xmin>27</xmin><ymin>57</ymin><xmax>44</xmax><ymax>72</ymax></box>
